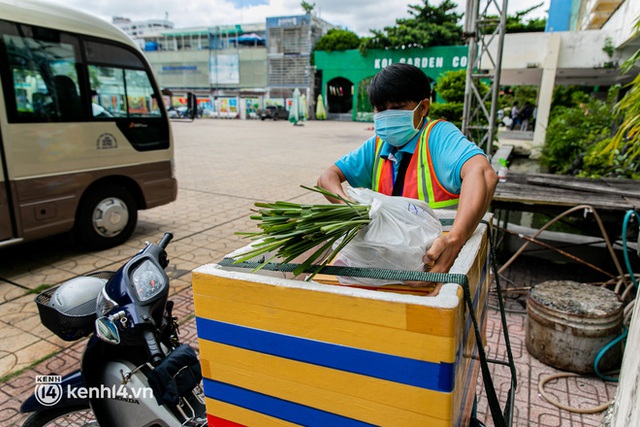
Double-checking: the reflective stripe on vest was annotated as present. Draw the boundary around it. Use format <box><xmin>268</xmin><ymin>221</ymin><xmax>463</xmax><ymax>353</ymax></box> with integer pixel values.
<box><xmin>372</xmin><ymin>120</ymin><xmax>460</xmax><ymax>208</ymax></box>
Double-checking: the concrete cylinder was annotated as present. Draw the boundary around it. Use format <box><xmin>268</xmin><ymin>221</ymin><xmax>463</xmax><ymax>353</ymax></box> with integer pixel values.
<box><xmin>525</xmin><ymin>280</ymin><xmax>623</xmax><ymax>374</ymax></box>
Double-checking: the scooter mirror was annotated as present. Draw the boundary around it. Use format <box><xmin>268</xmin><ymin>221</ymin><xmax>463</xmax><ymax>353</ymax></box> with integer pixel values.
<box><xmin>95</xmin><ymin>316</ymin><xmax>121</xmax><ymax>344</ymax></box>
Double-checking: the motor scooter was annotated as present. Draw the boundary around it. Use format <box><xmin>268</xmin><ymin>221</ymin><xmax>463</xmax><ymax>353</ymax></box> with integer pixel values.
<box><xmin>20</xmin><ymin>233</ymin><xmax>207</xmax><ymax>427</ymax></box>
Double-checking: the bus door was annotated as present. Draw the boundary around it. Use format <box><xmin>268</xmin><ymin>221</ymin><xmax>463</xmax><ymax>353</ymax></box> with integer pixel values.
<box><xmin>0</xmin><ymin>138</ymin><xmax>14</xmax><ymax>241</ymax></box>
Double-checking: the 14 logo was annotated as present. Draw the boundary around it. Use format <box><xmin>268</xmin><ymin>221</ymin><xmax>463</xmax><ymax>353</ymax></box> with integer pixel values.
<box><xmin>35</xmin><ymin>382</ymin><xmax>63</xmax><ymax>406</ymax></box>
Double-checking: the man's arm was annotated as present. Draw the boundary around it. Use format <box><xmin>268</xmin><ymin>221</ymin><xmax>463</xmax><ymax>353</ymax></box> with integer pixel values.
<box><xmin>424</xmin><ymin>155</ymin><xmax>498</xmax><ymax>273</ymax></box>
<box><xmin>317</xmin><ymin>164</ymin><xmax>349</xmax><ymax>203</ymax></box>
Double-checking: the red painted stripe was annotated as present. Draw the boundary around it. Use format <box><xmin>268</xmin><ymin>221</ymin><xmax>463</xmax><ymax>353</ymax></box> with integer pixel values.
<box><xmin>207</xmin><ymin>413</ymin><xmax>247</xmax><ymax>427</ymax></box>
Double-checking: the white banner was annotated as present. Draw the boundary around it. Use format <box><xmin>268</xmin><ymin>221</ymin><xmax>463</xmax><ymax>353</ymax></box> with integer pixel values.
<box><xmin>210</xmin><ymin>53</ymin><xmax>240</xmax><ymax>85</ymax></box>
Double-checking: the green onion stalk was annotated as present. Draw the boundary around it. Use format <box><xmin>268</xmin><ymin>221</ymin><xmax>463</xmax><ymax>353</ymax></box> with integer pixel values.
<box><xmin>235</xmin><ymin>185</ymin><xmax>371</xmax><ymax>279</ymax></box>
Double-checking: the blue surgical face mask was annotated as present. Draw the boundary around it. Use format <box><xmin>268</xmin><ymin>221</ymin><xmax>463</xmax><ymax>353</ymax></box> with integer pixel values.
<box><xmin>373</xmin><ymin>103</ymin><xmax>423</xmax><ymax>147</ymax></box>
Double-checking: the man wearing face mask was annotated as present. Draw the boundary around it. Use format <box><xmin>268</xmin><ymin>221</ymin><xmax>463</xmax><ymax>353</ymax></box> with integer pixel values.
<box><xmin>317</xmin><ymin>63</ymin><xmax>498</xmax><ymax>275</ymax></box>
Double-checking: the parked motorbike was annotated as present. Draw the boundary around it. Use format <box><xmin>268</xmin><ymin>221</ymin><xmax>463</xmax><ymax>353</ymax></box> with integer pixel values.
<box><xmin>20</xmin><ymin>233</ymin><xmax>207</xmax><ymax>427</ymax></box>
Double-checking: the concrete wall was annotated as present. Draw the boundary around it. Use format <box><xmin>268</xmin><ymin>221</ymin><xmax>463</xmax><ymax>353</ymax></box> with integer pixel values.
<box><xmin>145</xmin><ymin>50</ymin><xmax>210</xmax><ymax>89</ymax></box>
<box><xmin>238</xmin><ymin>49</ymin><xmax>267</xmax><ymax>88</ymax></box>
<box><xmin>603</xmin><ymin>0</ymin><xmax>640</xmax><ymax>48</ymax></box>
<box><xmin>145</xmin><ymin>47</ymin><xmax>267</xmax><ymax>91</ymax></box>
<box><xmin>490</xmin><ymin>31</ymin><xmax>618</xmax><ymax>73</ymax></box>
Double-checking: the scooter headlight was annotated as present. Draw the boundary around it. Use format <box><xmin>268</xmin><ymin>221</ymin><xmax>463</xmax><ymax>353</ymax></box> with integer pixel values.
<box><xmin>131</xmin><ymin>260</ymin><xmax>167</xmax><ymax>302</ymax></box>
<box><xmin>96</xmin><ymin>287</ymin><xmax>118</xmax><ymax>317</ymax></box>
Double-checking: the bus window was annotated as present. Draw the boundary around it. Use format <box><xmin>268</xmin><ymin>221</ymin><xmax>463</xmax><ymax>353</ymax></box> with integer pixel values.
<box><xmin>125</xmin><ymin>69</ymin><xmax>161</xmax><ymax>117</ymax></box>
<box><xmin>86</xmin><ymin>40</ymin><xmax>162</xmax><ymax>119</ymax></box>
<box><xmin>0</xmin><ymin>22</ymin><xmax>82</xmax><ymax>122</ymax></box>
<box><xmin>84</xmin><ymin>39</ymin><xmax>142</xmax><ymax>69</ymax></box>
<box><xmin>89</xmin><ymin>66</ymin><xmax>161</xmax><ymax>118</ymax></box>
<box><xmin>89</xmin><ymin>65</ymin><xmax>127</xmax><ymax>117</ymax></box>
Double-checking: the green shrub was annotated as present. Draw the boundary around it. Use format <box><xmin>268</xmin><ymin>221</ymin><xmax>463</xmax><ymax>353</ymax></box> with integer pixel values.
<box><xmin>581</xmin><ymin>138</ymin><xmax>640</xmax><ymax>179</ymax></box>
<box><xmin>431</xmin><ymin>69</ymin><xmax>486</xmax><ymax>130</ymax></box>
<box><xmin>429</xmin><ymin>102</ymin><xmax>463</xmax><ymax>128</ymax></box>
<box><xmin>541</xmin><ymin>94</ymin><xmax>616</xmax><ymax>174</ymax></box>
<box><xmin>436</xmin><ymin>70</ymin><xmax>468</xmax><ymax>103</ymax></box>
<box><xmin>551</xmin><ymin>85</ymin><xmax>589</xmax><ymax>110</ymax></box>
<box><xmin>314</xmin><ymin>29</ymin><xmax>360</xmax><ymax>52</ymax></box>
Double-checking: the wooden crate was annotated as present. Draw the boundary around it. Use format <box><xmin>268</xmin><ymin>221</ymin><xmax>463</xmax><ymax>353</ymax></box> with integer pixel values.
<box><xmin>192</xmin><ymin>214</ymin><xmax>490</xmax><ymax>427</ymax></box>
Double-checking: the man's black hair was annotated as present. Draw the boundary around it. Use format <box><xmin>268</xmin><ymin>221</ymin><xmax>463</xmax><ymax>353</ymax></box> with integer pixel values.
<box><xmin>368</xmin><ymin>63</ymin><xmax>431</xmax><ymax>111</ymax></box>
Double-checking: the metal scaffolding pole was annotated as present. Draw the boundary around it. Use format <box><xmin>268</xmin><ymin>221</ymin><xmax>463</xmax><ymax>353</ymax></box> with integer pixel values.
<box><xmin>462</xmin><ymin>0</ymin><xmax>508</xmax><ymax>158</ymax></box>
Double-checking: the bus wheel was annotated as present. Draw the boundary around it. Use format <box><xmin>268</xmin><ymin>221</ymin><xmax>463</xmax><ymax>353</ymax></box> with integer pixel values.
<box><xmin>75</xmin><ymin>185</ymin><xmax>138</xmax><ymax>250</ymax></box>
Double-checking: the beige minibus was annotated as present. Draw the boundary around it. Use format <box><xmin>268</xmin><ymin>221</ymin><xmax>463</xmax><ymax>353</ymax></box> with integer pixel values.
<box><xmin>0</xmin><ymin>0</ymin><xmax>181</xmax><ymax>250</ymax></box>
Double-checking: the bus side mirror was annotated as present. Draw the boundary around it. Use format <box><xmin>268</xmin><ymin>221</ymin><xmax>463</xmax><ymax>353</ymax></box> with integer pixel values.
<box><xmin>187</xmin><ymin>93</ymin><xmax>197</xmax><ymax>120</ymax></box>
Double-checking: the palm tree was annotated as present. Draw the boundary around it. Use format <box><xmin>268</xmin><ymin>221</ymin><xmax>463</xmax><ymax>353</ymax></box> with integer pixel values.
<box><xmin>600</xmin><ymin>17</ymin><xmax>640</xmax><ymax>172</ymax></box>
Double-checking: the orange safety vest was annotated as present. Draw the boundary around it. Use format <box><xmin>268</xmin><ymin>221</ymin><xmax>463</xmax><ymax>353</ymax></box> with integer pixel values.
<box><xmin>371</xmin><ymin>119</ymin><xmax>460</xmax><ymax>209</ymax></box>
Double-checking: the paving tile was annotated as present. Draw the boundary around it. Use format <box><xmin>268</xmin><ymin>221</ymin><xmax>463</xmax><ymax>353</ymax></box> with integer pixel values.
<box><xmin>0</xmin><ymin>354</ymin><xmax>19</xmax><ymax>380</ymax></box>
<box><xmin>4</xmin><ymin>267</ymin><xmax>75</xmax><ymax>291</ymax></box>
<box><xmin>0</xmin><ymin>338</ymin><xmax>62</xmax><ymax>379</ymax></box>
<box><xmin>53</xmin><ymin>253</ymin><xmax>122</xmax><ymax>275</ymax></box>
<box><xmin>0</xmin><ymin>282</ymin><xmax>27</xmax><ymax>304</ymax></box>
<box><xmin>3</xmin><ymin>299</ymin><xmax>38</xmax><ymax>320</ymax></box>
<box><xmin>3</xmin><ymin>312</ymin><xmax>53</xmax><ymax>340</ymax></box>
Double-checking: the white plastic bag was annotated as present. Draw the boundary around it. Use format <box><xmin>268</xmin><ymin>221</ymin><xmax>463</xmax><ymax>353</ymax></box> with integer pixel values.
<box><xmin>333</xmin><ymin>188</ymin><xmax>442</xmax><ymax>286</ymax></box>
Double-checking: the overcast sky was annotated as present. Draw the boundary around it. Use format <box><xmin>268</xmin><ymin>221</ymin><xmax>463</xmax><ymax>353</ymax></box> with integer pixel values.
<box><xmin>46</xmin><ymin>0</ymin><xmax>551</xmax><ymax>36</ymax></box>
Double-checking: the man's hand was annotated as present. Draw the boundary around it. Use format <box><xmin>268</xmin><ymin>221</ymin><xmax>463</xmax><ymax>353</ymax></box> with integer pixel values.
<box><xmin>412</xmin><ymin>154</ymin><xmax>497</xmax><ymax>279</ymax></box>
<box><xmin>317</xmin><ymin>164</ymin><xmax>350</xmax><ymax>203</ymax></box>
<box><xmin>405</xmin><ymin>235</ymin><xmax>464</xmax><ymax>288</ymax></box>
<box><xmin>423</xmin><ymin>234</ymin><xmax>464</xmax><ymax>274</ymax></box>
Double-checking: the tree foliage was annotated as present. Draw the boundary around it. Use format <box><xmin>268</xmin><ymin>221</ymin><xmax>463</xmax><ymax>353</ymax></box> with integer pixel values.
<box><xmin>301</xmin><ymin>1</ymin><xmax>315</xmax><ymax>14</ymax></box>
<box><xmin>315</xmin><ymin>0</ymin><xmax>547</xmax><ymax>57</ymax></box>
<box><xmin>314</xmin><ymin>29</ymin><xmax>360</xmax><ymax>52</ymax></box>
<box><xmin>363</xmin><ymin>0</ymin><xmax>463</xmax><ymax>50</ymax></box>
<box><xmin>592</xmin><ymin>17</ymin><xmax>640</xmax><ymax>177</ymax></box>
<box><xmin>506</xmin><ymin>3</ymin><xmax>547</xmax><ymax>33</ymax></box>
<box><xmin>429</xmin><ymin>69</ymin><xmax>496</xmax><ymax>133</ymax></box>
<box><xmin>550</xmin><ymin>85</ymin><xmax>590</xmax><ymax>110</ymax></box>
<box><xmin>359</xmin><ymin>0</ymin><xmax>546</xmax><ymax>53</ymax></box>
<box><xmin>429</xmin><ymin>70</ymin><xmax>471</xmax><ymax>127</ymax></box>
<box><xmin>480</xmin><ymin>3</ymin><xmax>546</xmax><ymax>34</ymax></box>
<box><xmin>436</xmin><ymin>69</ymin><xmax>469</xmax><ymax>103</ymax></box>
<box><xmin>540</xmin><ymin>89</ymin><xmax>619</xmax><ymax>175</ymax></box>
<box><xmin>429</xmin><ymin>102</ymin><xmax>463</xmax><ymax>128</ymax></box>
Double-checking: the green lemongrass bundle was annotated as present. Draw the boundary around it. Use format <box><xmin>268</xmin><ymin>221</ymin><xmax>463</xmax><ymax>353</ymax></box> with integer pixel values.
<box><xmin>235</xmin><ymin>185</ymin><xmax>371</xmax><ymax>279</ymax></box>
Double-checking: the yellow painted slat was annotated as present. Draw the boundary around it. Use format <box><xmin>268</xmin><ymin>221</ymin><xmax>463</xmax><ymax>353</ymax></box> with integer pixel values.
<box><xmin>192</xmin><ymin>272</ymin><xmax>460</xmax><ymax>337</ymax></box>
<box><xmin>314</xmin><ymin>274</ymin><xmax>441</xmax><ymax>296</ymax></box>
<box><xmin>405</xmin><ymin>303</ymin><xmax>459</xmax><ymax>335</ymax></box>
<box><xmin>199</xmin><ymin>340</ymin><xmax>454</xmax><ymax>419</ymax></box>
<box><xmin>464</xmin><ymin>234</ymin><xmax>488</xmax><ymax>296</ymax></box>
<box><xmin>200</xmin><ymin>342</ymin><xmax>451</xmax><ymax>426</ymax></box>
<box><xmin>193</xmin><ymin>293</ymin><xmax>457</xmax><ymax>363</ymax></box>
<box><xmin>456</xmin><ymin>357</ymin><xmax>482</xmax><ymax>427</ymax></box>
<box><xmin>205</xmin><ymin>397</ymin><xmax>298</xmax><ymax>427</ymax></box>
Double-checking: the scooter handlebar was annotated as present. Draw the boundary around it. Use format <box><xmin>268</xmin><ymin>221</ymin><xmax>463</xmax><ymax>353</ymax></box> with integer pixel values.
<box><xmin>158</xmin><ymin>233</ymin><xmax>173</xmax><ymax>250</ymax></box>
<box><xmin>144</xmin><ymin>330</ymin><xmax>163</xmax><ymax>367</ymax></box>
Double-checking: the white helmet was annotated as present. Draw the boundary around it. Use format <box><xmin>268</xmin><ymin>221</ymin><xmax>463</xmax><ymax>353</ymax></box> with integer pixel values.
<box><xmin>49</xmin><ymin>276</ymin><xmax>107</xmax><ymax>316</ymax></box>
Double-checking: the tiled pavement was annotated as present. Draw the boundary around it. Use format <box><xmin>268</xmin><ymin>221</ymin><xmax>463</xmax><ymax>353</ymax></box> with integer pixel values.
<box><xmin>475</xmin><ymin>258</ymin><xmax>618</xmax><ymax>426</ymax></box>
<box><xmin>0</xmin><ymin>120</ymin><xmax>619</xmax><ymax>426</ymax></box>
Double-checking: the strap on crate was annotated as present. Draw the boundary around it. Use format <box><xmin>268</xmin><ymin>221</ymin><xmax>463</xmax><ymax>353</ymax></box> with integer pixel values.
<box><xmin>218</xmin><ymin>221</ymin><xmax>516</xmax><ymax>427</ymax></box>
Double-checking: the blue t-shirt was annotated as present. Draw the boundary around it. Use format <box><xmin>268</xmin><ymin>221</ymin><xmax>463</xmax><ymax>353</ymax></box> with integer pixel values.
<box><xmin>335</xmin><ymin>121</ymin><xmax>485</xmax><ymax>194</ymax></box>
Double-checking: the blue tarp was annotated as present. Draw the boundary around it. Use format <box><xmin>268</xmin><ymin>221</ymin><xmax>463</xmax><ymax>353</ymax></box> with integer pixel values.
<box><xmin>231</xmin><ymin>33</ymin><xmax>265</xmax><ymax>45</ymax></box>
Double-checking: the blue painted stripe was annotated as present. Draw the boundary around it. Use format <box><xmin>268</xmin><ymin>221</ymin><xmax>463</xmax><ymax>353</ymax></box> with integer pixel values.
<box><xmin>204</xmin><ymin>378</ymin><xmax>377</xmax><ymax>427</ymax></box>
<box><xmin>196</xmin><ymin>317</ymin><xmax>454</xmax><ymax>392</ymax></box>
